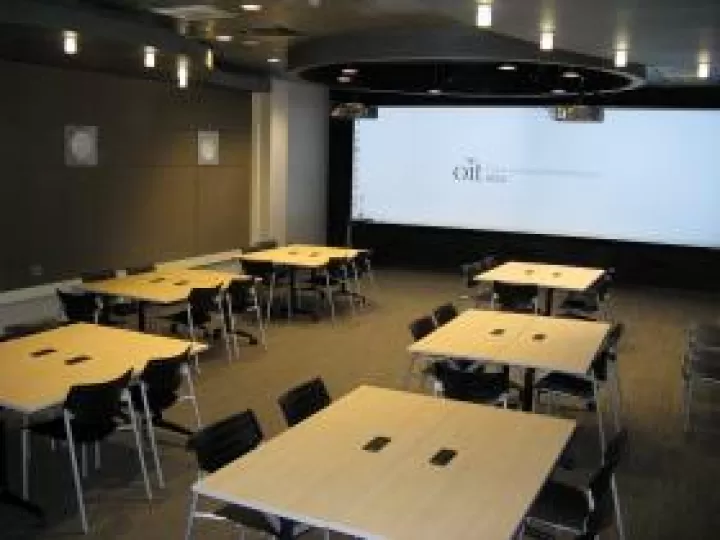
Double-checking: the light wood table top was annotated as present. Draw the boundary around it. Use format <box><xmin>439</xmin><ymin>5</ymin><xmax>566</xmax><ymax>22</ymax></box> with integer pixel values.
<box><xmin>194</xmin><ymin>386</ymin><xmax>574</xmax><ymax>540</ymax></box>
<box><xmin>476</xmin><ymin>261</ymin><xmax>605</xmax><ymax>292</ymax></box>
<box><xmin>408</xmin><ymin>309</ymin><xmax>610</xmax><ymax>376</ymax></box>
<box><xmin>239</xmin><ymin>244</ymin><xmax>363</xmax><ymax>269</ymax></box>
<box><xmin>0</xmin><ymin>323</ymin><xmax>203</xmax><ymax>414</ymax></box>
<box><xmin>83</xmin><ymin>268</ymin><xmax>249</xmax><ymax>304</ymax></box>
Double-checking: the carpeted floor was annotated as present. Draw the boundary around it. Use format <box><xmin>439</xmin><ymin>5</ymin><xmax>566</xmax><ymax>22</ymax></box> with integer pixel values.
<box><xmin>1</xmin><ymin>268</ymin><xmax>719</xmax><ymax>539</ymax></box>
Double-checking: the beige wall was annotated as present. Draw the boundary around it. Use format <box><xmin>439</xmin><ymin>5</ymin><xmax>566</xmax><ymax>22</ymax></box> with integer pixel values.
<box><xmin>0</xmin><ymin>60</ymin><xmax>253</xmax><ymax>291</ymax></box>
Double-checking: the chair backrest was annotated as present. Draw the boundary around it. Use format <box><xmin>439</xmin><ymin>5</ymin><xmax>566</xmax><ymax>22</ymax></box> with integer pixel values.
<box><xmin>409</xmin><ymin>315</ymin><xmax>436</xmax><ymax>342</ymax></box>
<box><xmin>1</xmin><ymin>319</ymin><xmax>64</xmax><ymax>342</ymax></box>
<box><xmin>242</xmin><ymin>260</ymin><xmax>276</xmax><ymax>281</ymax></box>
<box><xmin>252</xmin><ymin>239</ymin><xmax>278</xmax><ymax>251</ymax></box>
<box><xmin>278</xmin><ymin>378</ymin><xmax>331</xmax><ymax>427</ymax></box>
<box><xmin>493</xmin><ymin>282</ymin><xmax>538</xmax><ymax>309</ymax></box>
<box><xmin>187</xmin><ymin>285</ymin><xmax>222</xmax><ymax>319</ymax></box>
<box><xmin>126</xmin><ymin>264</ymin><xmax>156</xmax><ymax>275</ymax></box>
<box><xmin>325</xmin><ymin>257</ymin><xmax>349</xmax><ymax>277</ymax></box>
<box><xmin>57</xmin><ymin>290</ymin><xmax>99</xmax><ymax>323</ymax></box>
<box><xmin>227</xmin><ymin>279</ymin><xmax>254</xmax><ymax>312</ymax></box>
<box><xmin>586</xmin><ymin>429</ymin><xmax>627</xmax><ymax>532</ymax></box>
<box><xmin>432</xmin><ymin>362</ymin><xmax>508</xmax><ymax>402</ymax></box>
<box><xmin>137</xmin><ymin>349</ymin><xmax>190</xmax><ymax>414</ymax></box>
<box><xmin>81</xmin><ymin>269</ymin><xmax>116</xmax><ymax>283</ymax></box>
<box><xmin>433</xmin><ymin>303</ymin><xmax>458</xmax><ymax>327</ymax></box>
<box><xmin>65</xmin><ymin>369</ymin><xmax>132</xmax><ymax>426</ymax></box>
<box><xmin>187</xmin><ymin>410</ymin><xmax>264</xmax><ymax>473</ymax></box>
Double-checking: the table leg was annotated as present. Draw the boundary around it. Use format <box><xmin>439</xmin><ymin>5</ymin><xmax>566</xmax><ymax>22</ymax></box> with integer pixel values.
<box><xmin>138</xmin><ymin>301</ymin><xmax>147</xmax><ymax>332</ymax></box>
<box><xmin>0</xmin><ymin>418</ymin><xmax>43</xmax><ymax>519</ymax></box>
<box><xmin>543</xmin><ymin>288</ymin><xmax>554</xmax><ymax>316</ymax></box>
<box><xmin>522</xmin><ymin>368</ymin><xmax>536</xmax><ymax>412</ymax></box>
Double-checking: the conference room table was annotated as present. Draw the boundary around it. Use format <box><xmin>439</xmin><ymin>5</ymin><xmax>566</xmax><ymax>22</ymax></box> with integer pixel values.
<box><xmin>239</xmin><ymin>244</ymin><xmax>364</xmax><ymax>318</ymax></box>
<box><xmin>407</xmin><ymin>309</ymin><xmax>611</xmax><ymax>411</ymax></box>
<box><xmin>83</xmin><ymin>267</ymin><xmax>252</xmax><ymax>332</ymax></box>
<box><xmin>189</xmin><ymin>386</ymin><xmax>575</xmax><ymax>540</ymax></box>
<box><xmin>0</xmin><ymin>323</ymin><xmax>203</xmax><ymax>519</ymax></box>
<box><xmin>475</xmin><ymin>261</ymin><xmax>605</xmax><ymax>314</ymax></box>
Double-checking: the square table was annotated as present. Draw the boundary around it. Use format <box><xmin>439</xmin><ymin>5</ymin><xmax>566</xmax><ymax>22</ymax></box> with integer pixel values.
<box><xmin>476</xmin><ymin>261</ymin><xmax>605</xmax><ymax>314</ymax></box>
<box><xmin>190</xmin><ymin>386</ymin><xmax>575</xmax><ymax>540</ymax></box>
<box><xmin>83</xmin><ymin>268</ymin><xmax>250</xmax><ymax>331</ymax></box>
<box><xmin>239</xmin><ymin>244</ymin><xmax>364</xmax><ymax>317</ymax></box>
<box><xmin>0</xmin><ymin>323</ymin><xmax>202</xmax><ymax>518</ymax></box>
<box><xmin>408</xmin><ymin>310</ymin><xmax>611</xmax><ymax>411</ymax></box>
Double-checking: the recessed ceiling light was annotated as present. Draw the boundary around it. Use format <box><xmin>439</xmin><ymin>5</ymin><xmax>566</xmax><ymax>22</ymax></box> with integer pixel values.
<box><xmin>267</xmin><ymin>57</ymin><xmax>281</xmax><ymax>63</ymax></box>
<box><xmin>337</xmin><ymin>75</ymin><xmax>352</xmax><ymax>83</ymax></box>
<box><xmin>241</xmin><ymin>39</ymin><xmax>260</xmax><ymax>46</ymax></box>
<box><xmin>551</xmin><ymin>88</ymin><xmax>566</xmax><ymax>94</ymax></box>
<box><xmin>498</xmin><ymin>64</ymin><xmax>517</xmax><ymax>71</ymax></box>
<box><xmin>342</xmin><ymin>68</ymin><xmax>358</xmax><ymax>75</ymax></box>
<box><xmin>540</xmin><ymin>30</ymin><xmax>554</xmax><ymax>51</ymax></box>
<box><xmin>614</xmin><ymin>48</ymin><xmax>628</xmax><ymax>68</ymax></box>
<box><xmin>240</xmin><ymin>3</ymin><xmax>262</xmax><ymax>11</ymax></box>
<box><xmin>216</xmin><ymin>35</ymin><xmax>233</xmax><ymax>42</ymax></box>
<box><xmin>697</xmin><ymin>61</ymin><xmax>710</xmax><ymax>79</ymax></box>
<box><xmin>562</xmin><ymin>71</ymin><xmax>581</xmax><ymax>79</ymax></box>
<box><xmin>476</xmin><ymin>3</ymin><xmax>492</xmax><ymax>28</ymax></box>
<box><xmin>63</xmin><ymin>30</ymin><xmax>78</xmax><ymax>55</ymax></box>
<box><xmin>428</xmin><ymin>88</ymin><xmax>442</xmax><ymax>95</ymax></box>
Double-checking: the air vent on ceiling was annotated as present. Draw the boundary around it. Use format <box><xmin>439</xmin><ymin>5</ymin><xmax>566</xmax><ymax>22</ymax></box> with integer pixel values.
<box><xmin>151</xmin><ymin>4</ymin><xmax>237</xmax><ymax>20</ymax></box>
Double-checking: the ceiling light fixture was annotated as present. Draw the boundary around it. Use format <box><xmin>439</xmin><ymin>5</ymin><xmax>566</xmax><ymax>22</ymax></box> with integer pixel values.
<box><xmin>540</xmin><ymin>30</ymin><xmax>554</xmax><ymax>51</ymax></box>
<box><xmin>216</xmin><ymin>35</ymin><xmax>233</xmax><ymax>42</ymax></box>
<box><xmin>177</xmin><ymin>55</ymin><xmax>189</xmax><ymax>88</ymax></box>
<box><xmin>614</xmin><ymin>47</ymin><xmax>628</xmax><ymax>68</ymax></box>
<box><xmin>241</xmin><ymin>39</ymin><xmax>260</xmax><ymax>46</ymax></box>
<box><xmin>697</xmin><ymin>52</ymin><xmax>710</xmax><ymax>79</ymax></box>
<box><xmin>240</xmin><ymin>3</ymin><xmax>262</xmax><ymax>11</ymax></box>
<box><xmin>205</xmin><ymin>48</ymin><xmax>214</xmax><ymax>70</ymax></box>
<box><xmin>498</xmin><ymin>64</ymin><xmax>517</xmax><ymax>71</ymax></box>
<box><xmin>342</xmin><ymin>67</ymin><xmax>358</xmax><ymax>75</ymax></box>
<box><xmin>143</xmin><ymin>46</ymin><xmax>156</xmax><ymax>68</ymax></box>
<box><xmin>562</xmin><ymin>71</ymin><xmax>581</xmax><ymax>79</ymax></box>
<box><xmin>63</xmin><ymin>30</ymin><xmax>78</xmax><ymax>55</ymax></box>
<box><xmin>337</xmin><ymin>75</ymin><xmax>352</xmax><ymax>83</ymax></box>
<box><xmin>551</xmin><ymin>88</ymin><xmax>566</xmax><ymax>94</ymax></box>
<box><xmin>476</xmin><ymin>2</ymin><xmax>492</xmax><ymax>28</ymax></box>
<box><xmin>428</xmin><ymin>88</ymin><xmax>442</xmax><ymax>95</ymax></box>
<box><xmin>267</xmin><ymin>57</ymin><xmax>281</xmax><ymax>63</ymax></box>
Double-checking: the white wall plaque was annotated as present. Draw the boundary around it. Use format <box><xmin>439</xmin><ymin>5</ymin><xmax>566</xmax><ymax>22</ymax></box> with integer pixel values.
<box><xmin>65</xmin><ymin>125</ymin><xmax>98</xmax><ymax>167</ymax></box>
<box><xmin>198</xmin><ymin>130</ymin><xmax>219</xmax><ymax>165</ymax></box>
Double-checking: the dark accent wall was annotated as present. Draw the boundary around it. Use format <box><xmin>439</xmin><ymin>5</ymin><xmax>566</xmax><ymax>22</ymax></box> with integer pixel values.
<box><xmin>0</xmin><ymin>59</ymin><xmax>253</xmax><ymax>291</ymax></box>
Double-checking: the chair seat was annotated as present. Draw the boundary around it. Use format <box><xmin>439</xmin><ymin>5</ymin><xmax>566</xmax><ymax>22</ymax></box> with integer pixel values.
<box><xmin>559</xmin><ymin>295</ymin><xmax>599</xmax><ymax>313</ymax></box>
<box><xmin>163</xmin><ymin>311</ymin><xmax>212</xmax><ymax>327</ymax></box>
<box><xmin>215</xmin><ymin>504</ymin><xmax>280</xmax><ymax>536</ymax></box>
<box><xmin>535</xmin><ymin>372</ymin><xmax>594</xmax><ymax>400</ymax></box>
<box><xmin>29</xmin><ymin>417</ymin><xmax>119</xmax><ymax>444</ymax></box>
<box><xmin>528</xmin><ymin>480</ymin><xmax>590</xmax><ymax>533</ymax></box>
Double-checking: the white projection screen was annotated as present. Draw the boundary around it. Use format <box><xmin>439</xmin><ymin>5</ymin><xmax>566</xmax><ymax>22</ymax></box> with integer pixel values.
<box><xmin>352</xmin><ymin>107</ymin><xmax>720</xmax><ymax>249</ymax></box>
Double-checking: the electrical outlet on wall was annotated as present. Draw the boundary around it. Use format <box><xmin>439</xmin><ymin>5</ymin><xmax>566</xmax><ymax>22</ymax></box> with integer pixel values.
<box><xmin>29</xmin><ymin>264</ymin><xmax>43</xmax><ymax>277</ymax></box>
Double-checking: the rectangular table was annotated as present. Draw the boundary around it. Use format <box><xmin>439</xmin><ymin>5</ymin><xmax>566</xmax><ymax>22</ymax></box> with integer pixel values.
<box><xmin>408</xmin><ymin>309</ymin><xmax>611</xmax><ymax>410</ymax></box>
<box><xmin>191</xmin><ymin>386</ymin><xmax>575</xmax><ymax>540</ymax></box>
<box><xmin>0</xmin><ymin>323</ymin><xmax>202</xmax><ymax>517</ymax></box>
<box><xmin>239</xmin><ymin>244</ymin><xmax>364</xmax><ymax>318</ymax></box>
<box><xmin>83</xmin><ymin>268</ymin><xmax>250</xmax><ymax>331</ymax></box>
<box><xmin>476</xmin><ymin>261</ymin><xmax>605</xmax><ymax>314</ymax></box>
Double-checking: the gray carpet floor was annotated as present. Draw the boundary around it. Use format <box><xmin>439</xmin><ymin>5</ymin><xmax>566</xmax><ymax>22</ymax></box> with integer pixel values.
<box><xmin>1</xmin><ymin>268</ymin><xmax>719</xmax><ymax>539</ymax></box>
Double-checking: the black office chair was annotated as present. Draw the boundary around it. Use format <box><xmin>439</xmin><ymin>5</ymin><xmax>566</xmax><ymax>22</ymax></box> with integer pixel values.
<box><xmin>303</xmin><ymin>257</ymin><xmax>357</xmax><ymax>322</ymax></box>
<box><xmin>225</xmin><ymin>278</ymin><xmax>266</xmax><ymax>348</ymax></box>
<box><xmin>557</xmin><ymin>269</ymin><xmax>615</xmax><ymax>320</ymax></box>
<box><xmin>80</xmin><ymin>269</ymin><xmax>116</xmax><ymax>283</ymax></box>
<box><xmin>525</xmin><ymin>429</ymin><xmax>627</xmax><ymax>540</ymax></box>
<box><xmin>161</xmin><ymin>285</ymin><xmax>230</xmax><ymax>370</ymax></box>
<box><xmin>409</xmin><ymin>315</ymin><xmax>436</xmax><ymax>342</ymax></box>
<box><xmin>22</xmin><ymin>370</ymin><xmax>151</xmax><ymax>534</ymax></box>
<box><xmin>131</xmin><ymin>349</ymin><xmax>201</xmax><ymax>488</ymax></box>
<box><xmin>57</xmin><ymin>289</ymin><xmax>100</xmax><ymax>324</ymax></box>
<box><xmin>185</xmin><ymin>410</ymin><xmax>280</xmax><ymax>538</ymax></box>
<box><xmin>349</xmin><ymin>249</ymin><xmax>376</xmax><ymax>300</ymax></box>
<box><xmin>278</xmin><ymin>378</ymin><xmax>331</xmax><ymax>427</ymax></box>
<box><xmin>460</xmin><ymin>255</ymin><xmax>498</xmax><ymax>307</ymax></box>
<box><xmin>491</xmin><ymin>282</ymin><xmax>539</xmax><ymax>313</ymax></box>
<box><xmin>242</xmin><ymin>260</ymin><xmax>290</xmax><ymax>324</ymax></box>
<box><xmin>430</xmin><ymin>361</ymin><xmax>514</xmax><ymax>407</ymax></box>
<box><xmin>432</xmin><ymin>302</ymin><xmax>458</xmax><ymax>327</ymax></box>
